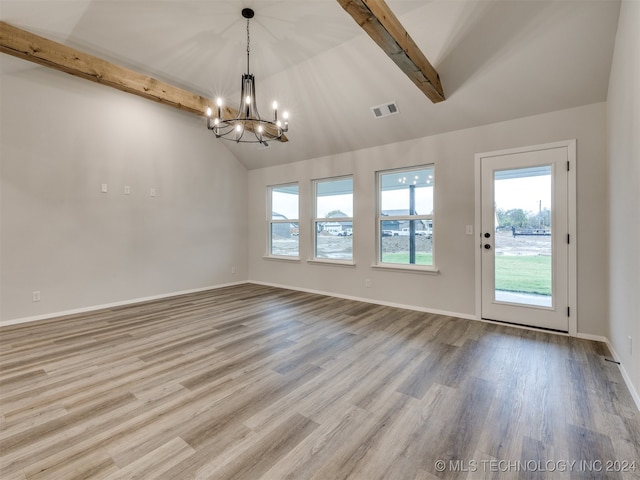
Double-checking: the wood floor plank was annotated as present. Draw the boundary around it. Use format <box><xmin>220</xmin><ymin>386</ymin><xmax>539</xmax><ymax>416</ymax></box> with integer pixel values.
<box><xmin>260</xmin><ymin>404</ymin><xmax>372</xmax><ymax>480</ymax></box>
<box><xmin>204</xmin><ymin>413</ymin><xmax>319</xmax><ymax>480</ymax></box>
<box><xmin>101</xmin><ymin>437</ymin><xmax>196</xmax><ymax>480</ymax></box>
<box><xmin>1</xmin><ymin>284</ymin><xmax>638</xmax><ymax>479</ymax></box>
<box><xmin>396</xmin><ymin>341</ymin><xmax>458</xmax><ymax>399</ymax></box>
<box><xmin>306</xmin><ymin>391</ymin><xmax>416</xmax><ymax>480</ymax></box>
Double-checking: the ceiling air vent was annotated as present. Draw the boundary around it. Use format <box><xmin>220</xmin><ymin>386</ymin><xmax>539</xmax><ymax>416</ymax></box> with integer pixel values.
<box><xmin>371</xmin><ymin>101</ymin><xmax>399</xmax><ymax>119</ymax></box>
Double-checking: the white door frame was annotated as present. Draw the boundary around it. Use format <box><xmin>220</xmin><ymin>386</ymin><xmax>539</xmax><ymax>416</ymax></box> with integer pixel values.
<box><xmin>474</xmin><ymin>140</ymin><xmax>577</xmax><ymax>335</ymax></box>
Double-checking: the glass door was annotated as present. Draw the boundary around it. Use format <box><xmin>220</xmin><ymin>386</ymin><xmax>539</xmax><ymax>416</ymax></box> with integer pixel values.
<box><xmin>480</xmin><ymin>147</ymin><xmax>569</xmax><ymax>331</ymax></box>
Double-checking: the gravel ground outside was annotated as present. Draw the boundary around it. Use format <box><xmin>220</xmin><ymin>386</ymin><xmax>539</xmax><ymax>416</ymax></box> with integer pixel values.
<box><xmin>271</xmin><ymin>230</ymin><xmax>551</xmax><ymax>259</ymax></box>
<box><xmin>494</xmin><ymin>229</ymin><xmax>551</xmax><ymax>256</ymax></box>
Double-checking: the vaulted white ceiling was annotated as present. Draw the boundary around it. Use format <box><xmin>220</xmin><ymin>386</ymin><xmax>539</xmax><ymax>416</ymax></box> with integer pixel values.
<box><xmin>0</xmin><ymin>0</ymin><xmax>621</xmax><ymax>169</ymax></box>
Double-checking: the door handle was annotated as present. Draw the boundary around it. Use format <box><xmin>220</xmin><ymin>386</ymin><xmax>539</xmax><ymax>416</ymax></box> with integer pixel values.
<box><xmin>484</xmin><ymin>244</ymin><xmax>491</xmax><ymax>250</ymax></box>
<box><xmin>484</xmin><ymin>232</ymin><xmax>491</xmax><ymax>238</ymax></box>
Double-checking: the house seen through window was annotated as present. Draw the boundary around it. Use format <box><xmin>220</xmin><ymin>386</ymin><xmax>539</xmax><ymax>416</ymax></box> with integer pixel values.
<box><xmin>269</xmin><ymin>183</ymin><xmax>299</xmax><ymax>257</ymax></box>
<box><xmin>378</xmin><ymin>166</ymin><xmax>434</xmax><ymax>266</ymax></box>
<box><xmin>314</xmin><ymin>176</ymin><xmax>353</xmax><ymax>261</ymax></box>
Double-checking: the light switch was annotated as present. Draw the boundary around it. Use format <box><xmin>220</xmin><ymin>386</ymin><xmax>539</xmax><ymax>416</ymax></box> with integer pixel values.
<box><xmin>124</xmin><ymin>185</ymin><xmax>131</xmax><ymax>195</ymax></box>
<box><xmin>465</xmin><ymin>225</ymin><xmax>473</xmax><ymax>235</ymax></box>
<box><xmin>150</xmin><ymin>187</ymin><xmax>156</xmax><ymax>197</ymax></box>
<box><xmin>101</xmin><ymin>184</ymin><xmax>108</xmax><ymax>193</ymax></box>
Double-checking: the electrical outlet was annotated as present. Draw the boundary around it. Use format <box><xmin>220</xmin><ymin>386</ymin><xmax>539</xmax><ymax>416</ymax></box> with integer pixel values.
<box><xmin>150</xmin><ymin>187</ymin><xmax>157</xmax><ymax>197</ymax></box>
<box><xmin>101</xmin><ymin>183</ymin><xmax>108</xmax><ymax>193</ymax></box>
<box><xmin>32</xmin><ymin>291</ymin><xmax>41</xmax><ymax>302</ymax></box>
<box><xmin>365</xmin><ymin>278</ymin><xmax>372</xmax><ymax>288</ymax></box>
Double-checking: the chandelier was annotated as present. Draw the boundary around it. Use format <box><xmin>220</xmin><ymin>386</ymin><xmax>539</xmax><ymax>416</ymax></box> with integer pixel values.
<box><xmin>206</xmin><ymin>8</ymin><xmax>289</xmax><ymax>145</ymax></box>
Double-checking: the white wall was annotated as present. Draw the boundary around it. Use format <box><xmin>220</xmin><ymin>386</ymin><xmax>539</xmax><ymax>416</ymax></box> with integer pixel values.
<box><xmin>1</xmin><ymin>55</ymin><xmax>248</xmax><ymax>323</ymax></box>
<box><xmin>607</xmin><ymin>0</ymin><xmax>640</xmax><ymax>404</ymax></box>
<box><xmin>248</xmin><ymin>103</ymin><xmax>608</xmax><ymax>337</ymax></box>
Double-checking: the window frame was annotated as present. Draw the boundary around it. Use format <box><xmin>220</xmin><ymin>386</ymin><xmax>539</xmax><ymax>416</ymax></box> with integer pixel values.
<box><xmin>311</xmin><ymin>175</ymin><xmax>355</xmax><ymax>265</ymax></box>
<box><xmin>267</xmin><ymin>182</ymin><xmax>300</xmax><ymax>260</ymax></box>
<box><xmin>375</xmin><ymin>165</ymin><xmax>437</xmax><ymax>273</ymax></box>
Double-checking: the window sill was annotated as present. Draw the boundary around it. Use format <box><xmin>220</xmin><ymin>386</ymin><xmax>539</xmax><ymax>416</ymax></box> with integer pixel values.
<box><xmin>307</xmin><ymin>259</ymin><xmax>356</xmax><ymax>268</ymax></box>
<box><xmin>371</xmin><ymin>263</ymin><xmax>440</xmax><ymax>275</ymax></box>
<box><xmin>262</xmin><ymin>255</ymin><xmax>301</xmax><ymax>263</ymax></box>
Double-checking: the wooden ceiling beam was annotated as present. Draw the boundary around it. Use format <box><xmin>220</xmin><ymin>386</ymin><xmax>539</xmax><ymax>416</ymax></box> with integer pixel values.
<box><xmin>0</xmin><ymin>21</ymin><xmax>288</xmax><ymax>142</ymax></box>
<box><xmin>337</xmin><ymin>0</ymin><xmax>445</xmax><ymax>103</ymax></box>
<box><xmin>0</xmin><ymin>21</ymin><xmax>212</xmax><ymax>116</ymax></box>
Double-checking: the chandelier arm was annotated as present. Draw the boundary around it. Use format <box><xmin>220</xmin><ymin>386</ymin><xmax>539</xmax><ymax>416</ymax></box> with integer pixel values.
<box><xmin>249</xmin><ymin>119</ymin><xmax>262</xmax><ymax>144</ymax></box>
<box><xmin>236</xmin><ymin>124</ymin><xmax>246</xmax><ymax>143</ymax></box>
<box><xmin>249</xmin><ymin>75</ymin><xmax>261</xmax><ymax>120</ymax></box>
<box><xmin>237</xmin><ymin>75</ymin><xmax>247</xmax><ymax>121</ymax></box>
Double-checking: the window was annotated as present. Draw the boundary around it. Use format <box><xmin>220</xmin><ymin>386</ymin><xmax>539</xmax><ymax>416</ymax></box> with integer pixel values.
<box><xmin>268</xmin><ymin>183</ymin><xmax>299</xmax><ymax>257</ymax></box>
<box><xmin>378</xmin><ymin>166</ymin><xmax>434</xmax><ymax>266</ymax></box>
<box><xmin>313</xmin><ymin>176</ymin><xmax>353</xmax><ymax>261</ymax></box>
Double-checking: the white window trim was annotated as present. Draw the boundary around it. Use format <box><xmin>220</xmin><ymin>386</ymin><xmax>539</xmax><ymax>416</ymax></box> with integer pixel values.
<box><xmin>312</xmin><ymin>175</ymin><xmax>354</xmax><ymax>264</ymax></box>
<box><xmin>267</xmin><ymin>182</ymin><xmax>300</xmax><ymax>259</ymax></box>
<box><xmin>262</xmin><ymin>255</ymin><xmax>301</xmax><ymax>263</ymax></box>
<box><xmin>371</xmin><ymin>263</ymin><xmax>439</xmax><ymax>274</ymax></box>
<box><xmin>376</xmin><ymin>165</ymin><xmax>436</xmax><ymax>269</ymax></box>
<box><xmin>307</xmin><ymin>259</ymin><xmax>356</xmax><ymax>267</ymax></box>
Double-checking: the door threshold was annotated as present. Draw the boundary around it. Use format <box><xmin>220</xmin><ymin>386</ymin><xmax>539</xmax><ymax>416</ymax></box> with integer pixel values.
<box><xmin>481</xmin><ymin>317</ymin><xmax>569</xmax><ymax>335</ymax></box>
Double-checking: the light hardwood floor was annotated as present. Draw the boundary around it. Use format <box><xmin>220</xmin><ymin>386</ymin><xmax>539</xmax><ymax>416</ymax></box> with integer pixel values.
<box><xmin>1</xmin><ymin>284</ymin><xmax>639</xmax><ymax>479</ymax></box>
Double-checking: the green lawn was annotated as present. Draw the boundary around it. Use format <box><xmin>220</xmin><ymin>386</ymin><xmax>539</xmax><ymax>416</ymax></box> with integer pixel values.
<box><xmin>381</xmin><ymin>253</ymin><xmax>551</xmax><ymax>296</ymax></box>
<box><xmin>495</xmin><ymin>255</ymin><xmax>551</xmax><ymax>295</ymax></box>
<box><xmin>381</xmin><ymin>252</ymin><xmax>433</xmax><ymax>265</ymax></box>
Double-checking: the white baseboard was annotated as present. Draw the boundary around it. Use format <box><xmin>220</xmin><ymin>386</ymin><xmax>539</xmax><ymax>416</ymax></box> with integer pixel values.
<box><xmin>603</xmin><ymin>339</ymin><xmax>640</xmax><ymax>411</ymax></box>
<box><xmin>0</xmin><ymin>281</ymin><xmax>247</xmax><ymax>327</ymax></box>
<box><xmin>577</xmin><ymin>333</ymin><xmax>639</xmax><ymax>411</ymax></box>
<box><xmin>575</xmin><ymin>332</ymin><xmax>609</xmax><ymax>343</ymax></box>
<box><xmin>248</xmin><ymin>280</ymin><xmax>477</xmax><ymax>321</ymax></box>
<box><xmin>251</xmin><ymin>280</ymin><xmax>640</xmax><ymax>411</ymax></box>
<box><xmin>5</xmin><ymin>279</ymin><xmax>638</xmax><ymax>412</ymax></box>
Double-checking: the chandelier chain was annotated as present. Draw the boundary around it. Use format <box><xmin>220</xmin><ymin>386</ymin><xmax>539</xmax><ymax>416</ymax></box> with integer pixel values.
<box><xmin>246</xmin><ymin>18</ymin><xmax>250</xmax><ymax>75</ymax></box>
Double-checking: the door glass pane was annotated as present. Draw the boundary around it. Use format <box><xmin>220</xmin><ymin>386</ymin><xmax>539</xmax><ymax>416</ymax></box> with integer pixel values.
<box><xmin>494</xmin><ymin>166</ymin><xmax>552</xmax><ymax>307</ymax></box>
